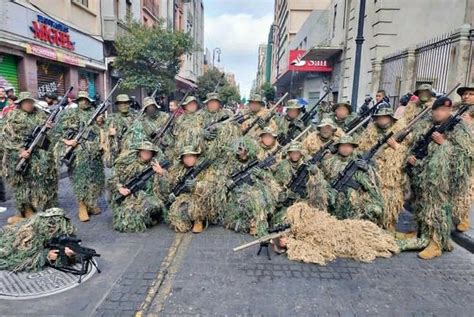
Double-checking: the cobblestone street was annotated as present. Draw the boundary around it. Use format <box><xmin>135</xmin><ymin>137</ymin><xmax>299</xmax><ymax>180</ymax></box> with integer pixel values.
<box><xmin>0</xmin><ymin>177</ymin><xmax>473</xmax><ymax>316</ymax></box>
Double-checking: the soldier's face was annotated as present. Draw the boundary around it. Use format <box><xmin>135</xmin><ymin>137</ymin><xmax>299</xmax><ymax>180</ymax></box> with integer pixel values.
<box><xmin>288</xmin><ymin>151</ymin><xmax>302</xmax><ymax>162</ymax></box>
<box><xmin>375</xmin><ymin>92</ymin><xmax>385</xmax><ymax>103</ymax></box>
<box><xmin>145</xmin><ymin>105</ymin><xmax>158</xmax><ymax>117</ymax></box>
<box><xmin>432</xmin><ymin>106</ymin><xmax>452</xmax><ymax>123</ymax></box>
<box><xmin>338</xmin><ymin>144</ymin><xmax>354</xmax><ymax>157</ymax></box>
<box><xmin>207</xmin><ymin>100</ymin><xmax>221</xmax><ymax>112</ymax></box>
<box><xmin>139</xmin><ymin>150</ymin><xmax>153</xmax><ymax>162</ymax></box>
<box><xmin>117</xmin><ymin>102</ymin><xmax>130</xmax><ymax>113</ymax></box>
<box><xmin>418</xmin><ymin>91</ymin><xmax>431</xmax><ymax>102</ymax></box>
<box><xmin>169</xmin><ymin>101</ymin><xmax>179</xmax><ymax>113</ymax></box>
<box><xmin>78</xmin><ymin>99</ymin><xmax>91</xmax><ymax>109</ymax></box>
<box><xmin>319</xmin><ymin>125</ymin><xmax>334</xmax><ymax>138</ymax></box>
<box><xmin>20</xmin><ymin>100</ymin><xmax>34</xmax><ymax>113</ymax></box>
<box><xmin>375</xmin><ymin>116</ymin><xmax>392</xmax><ymax>129</ymax></box>
<box><xmin>462</xmin><ymin>90</ymin><xmax>474</xmax><ymax>105</ymax></box>
<box><xmin>261</xmin><ymin>134</ymin><xmax>275</xmax><ymax>147</ymax></box>
<box><xmin>287</xmin><ymin>108</ymin><xmax>300</xmax><ymax>119</ymax></box>
<box><xmin>182</xmin><ymin>154</ymin><xmax>198</xmax><ymax>167</ymax></box>
<box><xmin>249</xmin><ymin>102</ymin><xmax>262</xmax><ymax>113</ymax></box>
<box><xmin>335</xmin><ymin>107</ymin><xmax>349</xmax><ymax>119</ymax></box>
<box><xmin>184</xmin><ymin>101</ymin><xmax>198</xmax><ymax>113</ymax></box>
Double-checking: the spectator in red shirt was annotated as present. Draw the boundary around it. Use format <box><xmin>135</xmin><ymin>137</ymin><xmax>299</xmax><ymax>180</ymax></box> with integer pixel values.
<box><xmin>1</xmin><ymin>95</ymin><xmax>17</xmax><ymax>119</ymax></box>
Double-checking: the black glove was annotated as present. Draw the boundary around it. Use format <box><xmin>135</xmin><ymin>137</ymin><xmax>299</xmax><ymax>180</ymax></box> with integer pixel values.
<box><xmin>354</xmin><ymin>159</ymin><xmax>369</xmax><ymax>171</ymax></box>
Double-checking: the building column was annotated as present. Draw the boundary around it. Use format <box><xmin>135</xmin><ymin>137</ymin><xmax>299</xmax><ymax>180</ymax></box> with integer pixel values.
<box><xmin>65</xmin><ymin>67</ymin><xmax>79</xmax><ymax>95</ymax></box>
<box><xmin>400</xmin><ymin>47</ymin><xmax>416</xmax><ymax>94</ymax></box>
<box><xmin>370</xmin><ymin>58</ymin><xmax>382</xmax><ymax>97</ymax></box>
<box><xmin>447</xmin><ymin>25</ymin><xmax>472</xmax><ymax>90</ymax></box>
<box><xmin>17</xmin><ymin>55</ymin><xmax>37</xmax><ymax>95</ymax></box>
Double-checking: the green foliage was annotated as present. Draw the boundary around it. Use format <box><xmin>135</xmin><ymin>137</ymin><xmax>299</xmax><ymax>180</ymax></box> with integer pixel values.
<box><xmin>114</xmin><ymin>20</ymin><xmax>195</xmax><ymax>93</ymax></box>
<box><xmin>219</xmin><ymin>84</ymin><xmax>241</xmax><ymax>106</ymax></box>
<box><xmin>260</xmin><ymin>82</ymin><xmax>276</xmax><ymax>102</ymax></box>
<box><xmin>196</xmin><ymin>68</ymin><xmax>241</xmax><ymax>105</ymax></box>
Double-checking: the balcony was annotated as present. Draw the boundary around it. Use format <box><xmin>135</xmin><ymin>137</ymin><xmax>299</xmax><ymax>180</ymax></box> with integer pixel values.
<box><xmin>102</xmin><ymin>16</ymin><xmax>129</xmax><ymax>41</ymax></box>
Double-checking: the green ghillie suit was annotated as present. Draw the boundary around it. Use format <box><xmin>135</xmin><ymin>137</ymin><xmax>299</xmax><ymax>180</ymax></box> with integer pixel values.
<box><xmin>223</xmin><ymin>136</ymin><xmax>280</xmax><ymax>237</ymax></box>
<box><xmin>55</xmin><ymin>99</ymin><xmax>104</xmax><ymax>212</ymax></box>
<box><xmin>0</xmin><ymin>208</ymin><xmax>75</xmax><ymax>272</ymax></box>
<box><xmin>110</xmin><ymin>142</ymin><xmax>168</xmax><ymax>232</ymax></box>
<box><xmin>1</xmin><ymin>95</ymin><xmax>57</xmax><ymax>216</ymax></box>
<box><xmin>399</xmin><ymin>117</ymin><xmax>473</xmax><ymax>254</ymax></box>
<box><xmin>329</xmin><ymin>102</ymin><xmax>357</xmax><ymax>131</ymax></box>
<box><xmin>321</xmin><ymin>137</ymin><xmax>384</xmax><ymax>225</ymax></box>
<box><xmin>283</xmin><ymin>203</ymin><xmax>399</xmax><ymax>265</ymax></box>
<box><xmin>358</xmin><ymin>109</ymin><xmax>409</xmax><ymax>231</ymax></box>
<box><xmin>275</xmin><ymin>99</ymin><xmax>305</xmax><ymax>141</ymax></box>
<box><xmin>239</xmin><ymin>94</ymin><xmax>278</xmax><ymax>140</ymax></box>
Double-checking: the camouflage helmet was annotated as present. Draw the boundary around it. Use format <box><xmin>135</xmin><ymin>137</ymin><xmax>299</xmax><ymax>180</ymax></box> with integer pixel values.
<box><xmin>332</xmin><ymin>101</ymin><xmax>352</xmax><ymax>114</ymax></box>
<box><xmin>15</xmin><ymin>91</ymin><xmax>35</xmax><ymax>104</ymax></box>
<box><xmin>287</xmin><ymin>141</ymin><xmax>303</xmax><ymax>153</ymax></box>
<box><xmin>373</xmin><ymin>106</ymin><xmax>397</xmax><ymax>120</ymax></box>
<box><xmin>38</xmin><ymin>207</ymin><xmax>67</xmax><ymax>218</ymax></box>
<box><xmin>286</xmin><ymin>99</ymin><xmax>303</xmax><ymax>110</ymax></box>
<box><xmin>179</xmin><ymin>145</ymin><xmax>201</xmax><ymax>158</ymax></box>
<box><xmin>414</xmin><ymin>83</ymin><xmax>435</xmax><ymax>97</ymax></box>
<box><xmin>317</xmin><ymin>117</ymin><xmax>337</xmax><ymax>131</ymax></box>
<box><xmin>259</xmin><ymin>126</ymin><xmax>277</xmax><ymax>137</ymax></box>
<box><xmin>204</xmin><ymin>92</ymin><xmax>221</xmax><ymax>104</ymax></box>
<box><xmin>135</xmin><ymin>141</ymin><xmax>160</xmax><ymax>153</ymax></box>
<box><xmin>181</xmin><ymin>96</ymin><xmax>199</xmax><ymax>107</ymax></box>
<box><xmin>115</xmin><ymin>94</ymin><xmax>131</xmax><ymax>104</ymax></box>
<box><xmin>248</xmin><ymin>93</ymin><xmax>265</xmax><ymax>105</ymax></box>
<box><xmin>334</xmin><ymin>135</ymin><xmax>358</xmax><ymax>148</ymax></box>
<box><xmin>74</xmin><ymin>90</ymin><xmax>94</xmax><ymax>102</ymax></box>
<box><xmin>143</xmin><ymin>96</ymin><xmax>159</xmax><ymax>109</ymax></box>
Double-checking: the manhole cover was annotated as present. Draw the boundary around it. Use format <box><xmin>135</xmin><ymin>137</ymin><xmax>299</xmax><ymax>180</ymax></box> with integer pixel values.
<box><xmin>0</xmin><ymin>261</ymin><xmax>98</xmax><ymax>300</ymax></box>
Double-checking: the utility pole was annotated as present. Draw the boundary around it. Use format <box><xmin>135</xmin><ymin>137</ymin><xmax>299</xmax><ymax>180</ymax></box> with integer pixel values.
<box><xmin>351</xmin><ymin>0</ymin><xmax>366</xmax><ymax>111</ymax></box>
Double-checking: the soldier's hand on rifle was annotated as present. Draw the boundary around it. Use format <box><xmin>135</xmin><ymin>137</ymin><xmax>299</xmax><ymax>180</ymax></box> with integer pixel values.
<box><xmin>354</xmin><ymin>159</ymin><xmax>369</xmax><ymax>171</ymax></box>
<box><xmin>307</xmin><ymin>164</ymin><xmax>319</xmax><ymax>175</ymax></box>
<box><xmin>432</xmin><ymin>132</ymin><xmax>445</xmax><ymax>145</ymax></box>
<box><xmin>387</xmin><ymin>137</ymin><xmax>400</xmax><ymax>150</ymax></box>
<box><xmin>109</xmin><ymin>127</ymin><xmax>117</xmax><ymax>136</ymax></box>
<box><xmin>119</xmin><ymin>186</ymin><xmax>131</xmax><ymax>196</ymax></box>
<box><xmin>65</xmin><ymin>246</ymin><xmax>75</xmax><ymax>257</ymax></box>
<box><xmin>256</xmin><ymin>117</ymin><xmax>266</xmax><ymax>129</ymax></box>
<box><xmin>96</xmin><ymin>114</ymin><xmax>105</xmax><ymax>126</ymax></box>
<box><xmin>225</xmin><ymin>179</ymin><xmax>235</xmax><ymax>189</ymax></box>
<box><xmin>184</xmin><ymin>178</ymin><xmax>197</xmax><ymax>191</ymax></box>
<box><xmin>407</xmin><ymin>155</ymin><xmax>417</xmax><ymax>166</ymax></box>
<box><xmin>291</xmin><ymin>119</ymin><xmax>305</xmax><ymax>131</ymax></box>
<box><xmin>64</xmin><ymin>139</ymin><xmax>78</xmax><ymax>147</ymax></box>
<box><xmin>203</xmin><ymin>128</ymin><xmax>217</xmax><ymax>140</ymax></box>
<box><xmin>152</xmin><ymin>162</ymin><xmax>164</xmax><ymax>176</ymax></box>
<box><xmin>168</xmin><ymin>193</ymin><xmax>176</xmax><ymax>203</ymax></box>
<box><xmin>45</xmin><ymin>120</ymin><xmax>54</xmax><ymax>129</ymax></box>
<box><xmin>19</xmin><ymin>149</ymin><xmax>31</xmax><ymax>159</ymax></box>
<box><xmin>47</xmin><ymin>249</ymin><xmax>59</xmax><ymax>262</ymax></box>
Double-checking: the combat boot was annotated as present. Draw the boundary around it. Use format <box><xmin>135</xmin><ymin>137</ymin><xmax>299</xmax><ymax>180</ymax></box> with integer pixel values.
<box><xmin>24</xmin><ymin>207</ymin><xmax>35</xmax><ymax>218</ymax></box>
<box><xmin>89</xmin><ymin>205</ymin><xmax>102</xmax><ymax>215</ymax></box>
<box><xmin>192</xmin><ymin>220</ymin><xmax>203</xmax><ymax>233</ymax></box>
<box><xmin>7</xmin><ymin>214</ymin><xmax>24</xmax><ymax>225</ymax></box>
<box><xmin>78</xmin><ymin>201</ymin><xmax>90</xmax><ymax>222</ymax></box>
<box><xmin>418</xmin><ymin>239</ymin><xmax>442</xmax><ymax>260</ymax></box>
<box><xmin>457</xmin><ymin>218</ymin><xmax>470</xmax><ymax>232</ymax></box>
<box><xmin>249</xmin><ymin>220</ymin><xmax>257</xmax><ymax>236</ymax></box>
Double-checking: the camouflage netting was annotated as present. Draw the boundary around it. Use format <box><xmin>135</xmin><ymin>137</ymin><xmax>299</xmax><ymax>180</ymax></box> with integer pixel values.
<box><xmin>168</xmin><ymin>194</ymin><xmax>197</xmax><ymax>232</ymax></box>
<box><xmin>240</xmin><ymin>108</ymin><xmax>278</xmax><ymax>140</ymax></box>
<box><xmin>170</xmin><ymin>113</ymin><xmax>204</xmax><ymax>160</ymax></box>
<box><xmin>204</xmin><ymin>121</ymin><xmax>242</xmax><ymax>163</ymax></box>
<box><xmin>306</xmin><ymin>166</ymin><xmax>329</xmax><ymax>211</ymax></box>
<box><xmin>0</xmin><ymin>212</ymin><xmax>75</xmax><ymax>272</ymax></box>
<box><xmin>402</xmin><ymin>98</ymin><xmax>435</xmax><ymax>123</ymax></box>
<box><xmin>194</xmin><ymin>167</ymin><xmax>228</xmax><ymax>224</ymax></box>
<box><xmin>284</xmin><ymin>202</ymin><xmax>399</xmax><ymax>265</ymax></box>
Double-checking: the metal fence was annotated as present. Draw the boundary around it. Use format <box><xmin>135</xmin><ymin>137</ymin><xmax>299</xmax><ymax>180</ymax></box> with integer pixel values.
<box><xmin>380</xmin><ymin>50</ymin><xmax>406</xmax><ymax>106</ymax></box>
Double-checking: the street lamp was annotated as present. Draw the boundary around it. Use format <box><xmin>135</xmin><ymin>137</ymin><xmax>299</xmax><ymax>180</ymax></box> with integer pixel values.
<box><xmin>212</xmin><ymin>47</ymin><xmax>221</xmax><ymax>67</ymax></box>
<box><xmin>351</xmin><ymin>0</ymin><xmax>366</xmax><ymax>110</ymax></box>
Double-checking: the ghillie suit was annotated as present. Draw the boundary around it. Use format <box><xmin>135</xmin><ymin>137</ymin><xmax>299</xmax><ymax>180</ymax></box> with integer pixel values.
<box><xmin>301</xmin><ymin>118</ymin><xmax>344</xmax><ymax>156</ymax></box>
<box><xmin>171</xmin><ymin>112</ymin><xmax>204</xmax><ymax>160</ymax></box>
<box><xmin>240</xmin><ymin>107</ymin><xmax>278</xmax><ymax>140</ymax></box>
<box><xmin>402</xmin><ymin>98</ymin><xmax>436</xmax><ymax>124</ymax></box>
<box><xmin>0</xmin><ymin>208</ymin><xmax>75</xmax><ymax>272</ymax></box>
<box><xmin>223</xmin><ymin>136</ymin><xmax>280</xmax><ymax>237</ymax></box>
<box><xmin>109</xmin><ymin>145</ymin><xmax>168</xmax><ymax>233</ymax></box>
<box><xmin>283</xmin><ymin>202</ymin><xmax>399</xmax><ymax>265</ymax></box>
<box><xmin>55</xmin><ymin>106</ymin><xmax>105</xmax><ymax>214</ymax></box>
<box><xmin>358</xmin><ymin>118</ymin><xmax>409</xmax><ymax>231</ymax></box>
<box><xmin>321</xmin><ymin>153</ymin><xmax>384</xmax><ymax>225</ymax></box>
<box><xmin>274</xmin><ymin>99</ymin><xmax>305</xmax><ymax>141</ymax></box>
<box><xmin>399</xmin><ymin>120</ymin><xmax>473</xmax><ymax>254</ymax></box>
<box><xmin>2</xmin><ymin>108</ymin><xmax>58</xmax><ymax>216</ymax></box>
<box><xmin>329</xmin><ymin>112</ymin><xmax>357</xmax><ymax>131</ymax></box>
<box><xmin>122</xmin><ymin>111</ymin><xmax>170</xmax><ymax>152</ymax></box>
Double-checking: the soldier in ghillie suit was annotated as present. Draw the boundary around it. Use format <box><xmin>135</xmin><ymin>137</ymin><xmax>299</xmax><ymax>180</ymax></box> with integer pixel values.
<box><xmin>257</xmin><ymin>126</ymin><xmax>281</xmax><ymax>161</ymax></box>
<box><xmin>240</xmin><ymin>93</ymin><xmax>278</xmax><ymax>139</ymax></box>
<box><xmin>123</xmin><ymin>97</ymin><xmax>169</xmax><ymax>151</ymax></box>
<box><xmin>166</xmin><ymin>146</ymin><xmax>212</xmax><ymax>234</ymax></box>
<box><xmin>171</xmin><ymin>96</ymin><xmax>204</xmax><ymax>160</ymax></box>
<box><xmin>103</xmin><ymin>94</ymin><xmax>138</xmax><ymax>167</ymax></box>
<box><xmin>0</xmin><ymin>208</ymin><xmax>76</xmax><ymax>272</ymax></box>
<box><xmin>110</xmin><ymin>141</ymin><xmax>168</xmax><ymax>233</ymax></box>
<box><xmin>402</xmin><ymin>84</ymin><xmax>436</xmax><ymax>123</ymax></box>
<box><xmin>402</xmin><ymin>97</ymin><xmax>473</xmax><ymax>259</ymax></box>
<box><xmin>1</xmin><ymin>92</ymin><xmax>58</xmax><ymax>225</ymax></box>
<box><xmin>321</xmin><ymin>135</ymin><xmax>384</xmax><ymax>224</ymax></box>
<box><xmin>358</xmin><ymin>107</ymin><xmax>408</xmax><ymax>232</ymax></box>
<box><xmin>55</xmin><ymin>91</ymin><xmax>105</xmax><ymax>222</ymax></box>
<box><xmin>329</xmin><ymin>102</ymin><xmax>356</xmax><ymax>130</ymax></box>
<box><xmin>223</xmin><ymin>136</ymin><xmax>279</xmax><ymax>236</ymax></box>
<box><xmin>302</xmin><ymin>117</ymin><xmax>343</xmax><ymax>155</ymax></box>
<box><xmin>452</xmin><ymin>85</ymin><xmax>474</xmax><ymax>232</ymax></box>
<box><xmin>275</xmin><ymin>99</ymin><xmax>305</xmax><ymax>141</ymax></box>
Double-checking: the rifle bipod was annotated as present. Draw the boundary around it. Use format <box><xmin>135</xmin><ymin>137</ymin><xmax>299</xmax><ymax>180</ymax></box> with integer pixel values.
<box><xmin>257</xmin><ymin>241</ymin><xmax>272</xmax><ymax>260</ymax></box>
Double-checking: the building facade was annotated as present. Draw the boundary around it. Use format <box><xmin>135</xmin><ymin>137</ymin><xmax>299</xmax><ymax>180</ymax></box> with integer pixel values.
<box><xmin>255</xmin><ymin>44</ymin><xmax>267</xmax><ymax>90</ymax></box>
<box><xmin>0</xmin><ymin>0</ymin><xmax>106</xmax><ymax>99</ymax></box>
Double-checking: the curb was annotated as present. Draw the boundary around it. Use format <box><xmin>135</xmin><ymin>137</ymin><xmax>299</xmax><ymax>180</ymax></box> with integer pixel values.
<box><xmin>452</xmin><ymin>231</ymin><xmax>474</xmax><ymax>254</ymax></box>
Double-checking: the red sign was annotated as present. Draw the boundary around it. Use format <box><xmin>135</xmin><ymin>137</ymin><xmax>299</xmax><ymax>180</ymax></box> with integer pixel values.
<box><xmin>288</xmin><ymin>50</ymin><xmax>332</xmax><ymax>72</ymax></box>
<box><xmin>30</xmin><ymin>15</ymin><xmax>75</xmax><ymax>51</ymax></box>
<box><xmin>26</xmin><ymin>44</ymin><xmax>85</xmax><ymax>67</ymax></box>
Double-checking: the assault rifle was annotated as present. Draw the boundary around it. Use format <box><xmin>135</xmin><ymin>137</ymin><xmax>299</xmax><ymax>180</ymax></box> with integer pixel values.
<box><xmin>233</xmin><ymin>224</ymin><xmax>291</xmax><ymax>259</ymax></box>
<box><xmin>170</xmin><ymin>159</ymin><xmax>212</xmax><ymax>198</ymax></box>
<box><xmin>242</xmin><ymin>92</ymin><xmax>289</xmax><ymax>135</ymax></box>
<box><xmin>61</xmin><ymin>79</ymin><xmax>123</xmax><ymax>166</ymax></box>
<box><xmin>16</xmin><ymin>86</ymin><xmax>73</xmax><ymax>174</ymax></box>
<box><xmin>204</xmin><ymin>111</ymin><xmax>252</xmax><ymax>133</ymax></box>
<box><xmin>332</xmin><ymin>132</ymin><xmax>394</xmax><ymax>192</ymax></box>
<box><xmin>344</xmin><ymin>96</ymin><xmax>390</xmax><ymax>133</ymax></box>
<box><xmin>47</xmin><ymin>234</ymin><xmax>101</xmax><ymax>283</ymax></box>
<box><xmin>278</xmin><ymin>87</ymin><xmax>332</xmax><ymax>146</ymax></box>
<box><xmin>115</xmin><ymin>160</ymin><xmax>171</xmax><ymax>204</ymax></box>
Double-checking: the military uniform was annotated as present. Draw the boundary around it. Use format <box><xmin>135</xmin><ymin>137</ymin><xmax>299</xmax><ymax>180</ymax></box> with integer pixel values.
<box><xmin>275</xmin><ymin>99</ymin><xmax>305</xmax><ymax>141</ymax></box>
<box><xmin>256</xmin><ymin>126</ymin><xmax>282</xmax><ymax>162</ymax></box>
<box><xmin>1</xmin><ymin>92</ymin><xmax>58</xmax><ymax>224</ymax></box>
<box><xmin>329</xmin><ymin>102</ymin><xmax>357</xmax><ymax>131</ymax></box>
<box><xmin>302</xmin><ymin>117</ymin><xmax>343</xmax><ymax>155</ymax></box>
<box><xmin>0</xmin><ymin>208</ymin><xmax>75</xmax><ymax>272</ymax></box>
<box><xmin>55</xmin><ymin>91</ymin><xmax>105</xmax><ymax>222</ymax></box>
<box><xmin>402</xmin><ymin>84</ymin><xmax>436</xmax><ymax>123</ymax></box>
<box><xmin>240</xmin><ymin>94</ymin><xmax>278</xmax><ymax>140</ymax></box>
<box><xmin>110</xmin><ymin>141</ymin><xmax>168</xmax><ymax>232</ymax></box>
<box><xmin>321</xmin><ymin>136</ymin><xmax>384</xmax><ymax>224</ymax></box>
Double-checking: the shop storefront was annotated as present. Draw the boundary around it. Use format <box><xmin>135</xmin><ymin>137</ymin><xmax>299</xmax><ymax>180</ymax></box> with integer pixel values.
<box><xmin>0</xmin><ymin>54</ymin><xmax>19</xmax><ymax>94</ymax></box>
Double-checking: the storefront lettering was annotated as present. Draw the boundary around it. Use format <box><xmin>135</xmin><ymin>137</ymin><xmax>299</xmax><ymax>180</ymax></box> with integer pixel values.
<box><xmin>30</xmin><ymin>15</ymin><xmax>75</xmax><ymax>51</ymax></box>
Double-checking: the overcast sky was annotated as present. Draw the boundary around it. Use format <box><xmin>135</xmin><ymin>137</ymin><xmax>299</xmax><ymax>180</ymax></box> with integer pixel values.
<box><xmin>204</xmin><ymin>0</ymin><xmax>274</xmax><ymax>98</ymax></box>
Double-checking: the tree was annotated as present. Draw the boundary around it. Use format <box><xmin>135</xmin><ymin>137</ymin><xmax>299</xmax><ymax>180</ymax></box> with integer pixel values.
<box><xmin>196</xmin><ymin>68</ymin><xmax>226</xmax><ymax>101</ymax></box>
<box><xmin>260</xmin><ymin>82</ymin><xmax>276</xmax><ymax>102</ymax></box>
<box><xmin>113</xmin><ymin>20</ymin><xmax>195</xmax><ymax>93</ymax></box>
<box><xmin>219</xmin><ymin>84</ymin><xmax>241</xmax><ymax>106</ymax></box>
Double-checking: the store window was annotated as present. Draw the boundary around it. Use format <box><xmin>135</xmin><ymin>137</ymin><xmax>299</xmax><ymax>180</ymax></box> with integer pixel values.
<box><xmin>37</xmin><ymin>61</ymin><xmax>66</xmax><ymax>99</ymax></box>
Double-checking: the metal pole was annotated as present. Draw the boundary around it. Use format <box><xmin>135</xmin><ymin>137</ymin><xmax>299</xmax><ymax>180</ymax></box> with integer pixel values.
<box><xmin>351</xmin><ymin>0</ymin><xmax>366</xmax><ymax>111</ymax></box>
